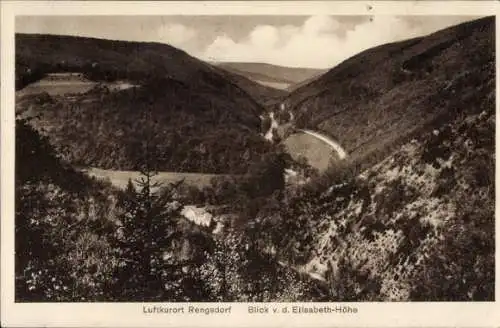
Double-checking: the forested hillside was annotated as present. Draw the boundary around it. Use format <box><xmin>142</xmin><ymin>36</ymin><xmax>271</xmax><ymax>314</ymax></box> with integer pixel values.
<box><xmin>15</xmin><ymin>34</ymin><xmax>283</xmax><ymax>173</ymax></box>
<box><xmin>17</xmin><ymin>79</ymin><xmax>277</xmax><ymax>173</ymax></box>
<box><xmin>16</xmin><ymin>34</ymin><xmax>280</xmax><ymax>106</ymax></box>
<box><xmin>285</xmin><ymin>17</ymin><xmax>494</xmax><ymax>170</ymax></box>
<box><xmin>235</xmin><ymin>16</ymin><xmax>495</xmax><ymax>301</ymax></box>
<box><xmin>249</xmin><ymin>92</ymin><xmax>495</xmax><ymax>300</ymax></box>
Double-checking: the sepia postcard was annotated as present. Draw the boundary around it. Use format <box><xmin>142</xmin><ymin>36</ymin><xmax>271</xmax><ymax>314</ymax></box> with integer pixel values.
<box><xmin>1</xmin><ymin>1</ymin><xmax>499</xmax><ymax>327</ymax></box>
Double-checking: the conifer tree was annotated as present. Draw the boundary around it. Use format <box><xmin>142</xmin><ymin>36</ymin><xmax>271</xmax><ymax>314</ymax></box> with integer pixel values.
<box><xmin>111</xmin><ymin>109</ymin><xmax>182</xmax><ymax>301</ymax></box>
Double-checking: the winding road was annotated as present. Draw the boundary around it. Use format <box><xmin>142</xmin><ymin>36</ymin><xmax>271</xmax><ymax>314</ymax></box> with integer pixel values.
<box><xmin>298</xmin><ymin>129</ymin><xmax>347</xmax><ymax>160</ymax></box>
<box><xmin>271</xmin><ymin>103</ymin><xmax>347</xmax><ymax>160</ymax></box>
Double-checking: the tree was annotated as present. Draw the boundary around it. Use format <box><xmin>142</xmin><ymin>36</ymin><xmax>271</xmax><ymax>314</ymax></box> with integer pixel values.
<box><xmin>111</xmin><ymin>166</ymin><xmax>183</xmax><ymax>300</ymax></box>
<box><xmin>110</xmin><ymin>105</ymin><xmax>217</xmax><ymax>301</ymax></box>
<box><xmin>244</xmin><ymin>150</ymin><xmax>288</xmax><ymax>199</ymax></box>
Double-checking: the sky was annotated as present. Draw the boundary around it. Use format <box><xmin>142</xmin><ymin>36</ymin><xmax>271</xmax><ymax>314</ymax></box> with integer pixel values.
<box><xmin>16</xmin><ymin>15</ymin><xmax>480</xmax><ymax>68</ymax></box>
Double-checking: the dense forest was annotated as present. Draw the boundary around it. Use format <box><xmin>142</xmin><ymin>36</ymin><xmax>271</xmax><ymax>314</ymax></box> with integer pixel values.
<box><xmin>18</xmin><ymin>80</ymin><xmax>276</xmax><ymax>174</ymax></box>
<box><xmin>16</xmin><ymin>33</ymin><xmax>282</xmax><ymax>105</ymax></box>
<box><xmin>16</xmin><ymin>33</ymin><xmax>289</xmax><ymax>174</ymax></box>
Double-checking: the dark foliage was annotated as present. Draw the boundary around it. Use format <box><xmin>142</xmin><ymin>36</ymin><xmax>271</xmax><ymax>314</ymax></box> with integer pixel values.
<box><xmin>16</xmin><ymin>33</ymin><xmax>281</xmax><ymax>106</ymax></box>
<box><xmin>15</xmin><ymin>33</ymin><xmax>288</xmax><ymax>173</ymax></box>
<box><xmin>15</xmin><ymin>117</ymin><xmax>118</xmax><ymax>301</ymax></box>
<box><xmin>19</xmin><ymin>77</ymin><xmax>277</xmax><ymax>173</ymax></box>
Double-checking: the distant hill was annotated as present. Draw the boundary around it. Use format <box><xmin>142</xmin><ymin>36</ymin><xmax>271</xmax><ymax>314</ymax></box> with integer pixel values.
<box><xmin>15</xmin><ymin>34</ymin><xmax>277</xmax><ymax>174</ymax></box>
<box><xmin>215</xmin><ymin>67</ymin><xmax>287</xmax><ymax>107</ymax></box>
<box><xmin>286</xmin><ymin>73</ymin><xmax>323</xmax><ymax>92</ymax></box>
<box><xmin>215</xmin><ymin>62</ymin><xmax>327</xmax><ymax>91</ymax></box>
<box><xmin>284</xmin><ymin>16</ymin><xmax>495</xmax><ymax>169</ymax></box>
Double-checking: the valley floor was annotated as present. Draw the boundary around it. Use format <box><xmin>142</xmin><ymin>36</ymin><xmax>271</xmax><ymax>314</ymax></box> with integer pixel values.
<box><xmin>82</xmin><ymin>167</ymin><xmax>224</xmax><ymax>190</ymax></box>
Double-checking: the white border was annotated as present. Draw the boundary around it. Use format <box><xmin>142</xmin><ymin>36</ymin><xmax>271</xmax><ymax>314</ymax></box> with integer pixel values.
<box><xmin>1</xmin><ymin>1</ymin><xmax>500</xmax><ymax>327</ymax></box>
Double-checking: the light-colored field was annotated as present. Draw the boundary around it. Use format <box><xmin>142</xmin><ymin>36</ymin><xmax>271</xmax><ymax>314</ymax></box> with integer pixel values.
<box><xmin>17</xmin><ymin>73</ymin><xmax>137</xmax><ymax>97</ymax></box>
<box><xmin>83</xmin><ymin>167</ymin><xmax>224</xmax><ymax>190</ymax></box>
<box><xmin>283</xmin><ymin>131</ymin><xmax>342</xmax><ymax>172</ymax></box>
<box><xmin>17</xmin><ymin>80</ymin><xmax>97</xmax><ymax>97</ymax></box>
<box><xmin>300</xmin><ymin>129</ymin><xmax>347</xmax><ymax>159</ymax></box>
<box><xmin>254</xmin><ymin>80</ymin><xmax>291</xmax><ymax>90</ymax></box>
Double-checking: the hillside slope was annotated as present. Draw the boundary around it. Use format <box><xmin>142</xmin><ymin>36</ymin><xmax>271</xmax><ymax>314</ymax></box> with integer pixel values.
<box><xmin>16</xmin><ymin>117</ymin><xmax>118</xmax><ymax>301</ymax></box>
<box><xmin>16</xmin><ymin>34</ymin><xmax>278</xmax><ymax>107</ymax></box>
<box><xmin>308</xmin><ymin>98</ymin><xmax>493</xmax><ymax>301</ymax></box>
<box><xmin>284</xmin><ymin>17</ymin><xmax>494</xmax><ymax>169</ymax></box>
<box><xmin>257</xmin><ymin>74</ymin><xmax>494</xmax><ymax>300</ymax></box>
<box><xmin>15</xmin><ymin>34</ymin><xmax>276</xmax><ymax>173</ymax></box>
<box><xmin>248</xmin><ymin>16</ymin><xmax>495</xmax><ymax>301</ymax></box>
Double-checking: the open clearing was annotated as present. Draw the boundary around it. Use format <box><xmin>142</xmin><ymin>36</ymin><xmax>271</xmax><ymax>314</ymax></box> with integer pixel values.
<box><xmin>17</xmin><ymin>72</ymin><xmax>137</xmax><ymax>97</ymax></box>
<box><xmin>283</xmin><ymin>131</ymin><xmax>342</xmax><ymax>172</ymax></box>
<box><xmin>254</xmin><ymin>80</ymin><xmax>291</xmax><ymax>90</ymax></box>
<box><xmin>17</xmin><ymin>73</ymin><xmax>97</xmax><ymax>97</ymax></box>
<box><xmin>17</xmin><ymin>80</ymin><xmax>97</xmax><ymax>97</ymax></box>
<box><xmin>83</xmin><ymin>167</ymin><xmax>225</xmax><ymax>190</ymax></box>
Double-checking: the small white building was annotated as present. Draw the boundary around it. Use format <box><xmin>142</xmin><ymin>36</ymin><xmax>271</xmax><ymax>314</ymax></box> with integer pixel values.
<box><xmin>181</xmin><ymin>205</ymin><xmax>213</xmax><ymax>227</ymax></box>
